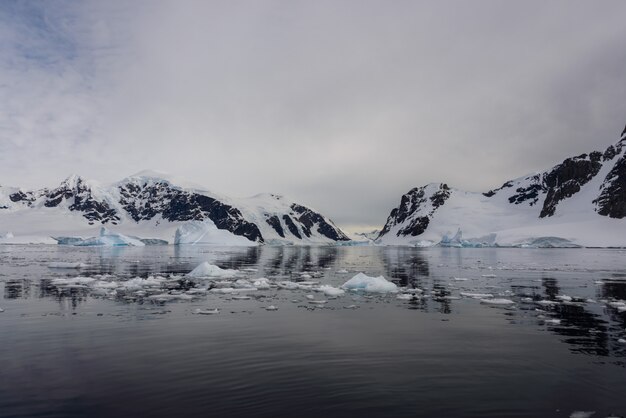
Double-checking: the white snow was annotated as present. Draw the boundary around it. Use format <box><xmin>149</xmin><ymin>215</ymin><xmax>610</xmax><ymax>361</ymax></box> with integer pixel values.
<box><xmin>341</xmin><ymin>273</ymin><xmax>398</xmax><ymax>293</ymax></box>
<box><xmin>187</xmin><ymin>262</ymin><xmax>238</xmax><ymax>278</ymax></box>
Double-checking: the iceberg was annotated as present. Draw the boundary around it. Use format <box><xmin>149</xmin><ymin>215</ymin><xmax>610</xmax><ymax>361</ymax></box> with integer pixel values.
<box><xmin>318</xmin><ymin>285</ymin><xmax>345</xmax><ymax>297</ymax></box>
<box><xmin>174</xmin><ymin>219</ymin><xmax>256</xmax><ymax>246</ymax></box>
<box><xmin>187</xmin><ymin>262</ymin><xmax>238</xmax><ymax>278</ymax></box>
<box><xmin>341</xmin><ymin>273</ymin><xmax>398</xmax><ymax>293</ymax></box>
<box><xmin>54</xmin><ymin>227</ymin><xmax>145</xmax><ymax>247</ymax></box>
<box><xmin>440</xmin><ymin>229</ymin><xmax>497</xmax><ymax>248</ymax></box>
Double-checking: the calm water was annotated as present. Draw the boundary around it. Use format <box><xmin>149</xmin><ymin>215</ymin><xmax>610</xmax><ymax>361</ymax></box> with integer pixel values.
<box><xmin>1</xmin><ymin>245</ymin><xmax>625</xmax><ymax>418</ymax></box>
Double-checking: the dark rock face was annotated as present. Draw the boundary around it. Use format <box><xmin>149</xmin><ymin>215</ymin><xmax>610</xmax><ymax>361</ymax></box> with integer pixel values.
<box><xmin>9</xmin><ymin>190</ymin><xmax>37</xmax><ymax>204</ymax></box>
<box><xmin>2</xmin><ymin>175</ymin><xmax>349</xmax><ymax>243</ymax></box>
<box><xmin>265</xmin><ymin>215</ymin><xmax>285</xmax><ymax>238</ymax></box>
<box><xmin>595</xmin><ymin>154</ymin><xmax>626</xmax><ymax>218</ymax></box>
<box><xmin>378</xmin><ymin>184</ymin><xmax>450</xmax><ymax>238</ymax></box>
<box><xmin>539</xmin><ymin>152</ymin><xmax>603</xmax><ymax>218</ymax></box>
<box><xmin>508</xmin><ymin>177</ymin><xmax>542</xmax><ymax>206</ymax></box>
<box><xmin>44</xmin><ymin>178</ymin><xmax>120</xmax><ymax>225</ymax></box>
<box><xmin>117</xmin><ymin>180</ymin><xmax>263</xmax><ymax>242</ymax></box>
<box><xmin>290</xmin><ymin>204</ymin><xmax>350</xmax><ymax>241</ymax></box>
<box><xmin>282</xmin><ymin>215</ymin><xmax>302</xmax><ymax>239</ymax></box>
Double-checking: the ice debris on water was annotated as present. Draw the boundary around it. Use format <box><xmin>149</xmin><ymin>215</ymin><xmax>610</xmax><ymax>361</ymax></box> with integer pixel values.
<box><xmin>460</xmin><ymin>292</ymin><xmax>493</xmax><ymax>299</ymax></box>
<box><xmin>193</xmin><ymin>308</ymin><xmax>220</xmax><ymax>315</ymax></box>
<box><xmin>318</xmin><ymin>285</ymin><xmax>345</xmax><ymax>297</ymax></box>
<box><xmin>187</xmin><ymin>262</ymin><xmax>238</xmax><ymax>278</ymax></box>
<box><xmin>265</xmin><ymin>305</ymin><xmax>279</xmax><ymax>311</ymax></box>
<box><xmin>569</xmin><ymin>412</ymin><xmax>595</xmax><ymax>418</ymax></box>
<box><xmin>48</xmin><ymin>262</ymin><xmax>87</xmax><ymax>269</ymax></box>
<box><xmin>341</xmin><ymin>273</ymin><xmax>398</xmax><ymax>293</ymax></box>
<box><xmin>480</xmin><ymin>298</ymin><xmax>515</xmax><ymax>306</ymax></box>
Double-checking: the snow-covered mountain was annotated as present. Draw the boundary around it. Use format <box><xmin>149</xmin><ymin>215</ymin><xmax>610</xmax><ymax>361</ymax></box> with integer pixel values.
<box><xmin>0</xmin><ymin>170</ymin><xmax>349</xmax><ymax>245</ymax></box>
<box><xmin>377</xmin><ymin>125</ymin><xmax>626</xmax><ymax>247</ymax></box>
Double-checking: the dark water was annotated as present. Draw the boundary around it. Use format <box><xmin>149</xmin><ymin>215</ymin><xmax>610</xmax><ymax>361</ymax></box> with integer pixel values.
<box><xmin>1</xmin><ymin>245</ymin><xmax>625</xmax><ymax>418</ymax></box>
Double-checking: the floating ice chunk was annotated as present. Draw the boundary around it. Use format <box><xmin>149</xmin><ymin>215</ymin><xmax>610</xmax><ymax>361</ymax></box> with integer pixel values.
<box><xmin>300</xmin><ymin>273</ymin><xmax>312</xmax><ymax>280</ymax></box>
<box><xmin>318</xmin><ymin>285</ymin><xmax>345</xmax><ymax>297</ymax></box>
<box><xmin>344</xmin><ymin>305</ymin><xmax>359</xmax><ymax>309</ymax></box>
<box><xmin>544</xmin><ymin>319</ymin><xmax>561</xmax><ymax>325</ymax></box>
<box><xmin>306</xmin><ymin>294</ymin><xmax>315</xmax><ymax>300</ymax></box>
<box><xmin>48</xmin><ymin>262</ymin><xmax>87</xmax><ymax>269</ymax></box>
<box><xmin>193</xmin><ymin>308</ymin><xmax>220</xmax><ymax>315</ymax></box>
<box><xmin>453</xmin><ymin>277</ymin><xmax>468</xmax><ymax>281</ymax></box>
<box><xmin>536</xmin><ymin>300</ymin><xmax>559</xmax><ymax>306</ymax></box>
<box><xmin>341</xmin><ymin>273</ymin><xmax>398</xmax><ymax>293</ymax></box>
<box><xmin>308</xmin><ymin>300</ymin><xmax>327</xmax><ymax>305</ymax></box>
<box><xmin>93</xmin><ymin>281</ymin><xmax>119</xmax><ymax>289</ymax></box>
<box><xmin>336</xmin><ymin>269</ymin><xmax>349</xmax><ymax>274</ymax></box>
<box><xmin>277</xmin><ymin>281</ymin><xmax>300</xmax><ymax>290</ymax></box>
<box><xmin>58</xmin><ymin>227</ymin><xmax>146</xmax><ymax>247</ymax></box>
<box><xmin>265</xmin><ymin>305</ymin><xmax>279</xmax><ymax>311</ymax></box>
<box><xmin>51</xmin><ymin>277</ymin><xmax>96</xmax><ymax>286</ymax></box>
<box><xmin>232</xmin><ymin>295</ymin><xmax>251</xmax><ymax>300</ymax></box>
<box><xmin>618</xmin><ymin>339</ymin><xmax>626</xmax><ymax>344</ymax></box>
<box><xmin>187</xmin><ymin>262</ymin><xmax>238</xmax><ymax>278</ymax></box>
<box><xmin>148</xmin><ymin>293</ymin><xmax>193</xmax><ymax>301</ymax></box>
<box><xmin>480</xmin><ymin>298</ymin><xmax>515</xmax><ymax>306</ymax></box>
<box><xmin>481</xmin><ymin>274</ymin><xmax>497</xmax><ymax>278</ymax></box>
<box><xmin>0</xmin><ymin>307</ymin><xmax>4</xmax><ymax>313</ymax></box>
<box><xmin>253</xmin><ymin>278</ymin><xmax>271</xmax><ymax>289</ymax></box>
<box><xmin>569</xmin><ymin>412</ymin><xmax>595</xmax><ymax>418</ymax></box>
<box><xmin>210</xmin><ymin>288</ymin><xmax>236</xmax><ymax>294</ymax></box>
<box><xmin>556</xmin><ymin>295</ymin><xmax>573</xmax><ymax>302</ymax></box>
<box><xmin>121</xmin><ymin>277</ymin><xmax>164</xmax><ymax>290</ymax></box>
<box><xmin>460</xmin><ymin>292</ymin><xmax>494</xmax><ymax>299</ymax></box>
<box><xmin>396</xmin><ymin>293</ymin><xmax>419</xmax><ymax>300</ymax></box>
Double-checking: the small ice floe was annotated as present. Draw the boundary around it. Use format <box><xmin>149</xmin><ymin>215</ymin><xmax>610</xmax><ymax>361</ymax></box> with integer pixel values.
<box><xmin>308</xmin><ymin>300</ymin><xmax>327</xmax><ymax>305</ymax></box>
<box><xmin>242</xmin><ymin>268</ymin><xmax>258</xmax><ymax>272</ymax></box>
<box><xmin>336</xmin><ymin>269</ymin><xmax>349</xmax><ymax>274</ymax></box>
<box><xmin>453</xmin><ymin>278</ymin><xmax>468</xmax><ymax>281</ymax></box>
<box><xmin>0</xmin><ymin>308</ymin><xmax>4</xmax><ymax>313</ymax></box>
<box><xmin>481</xmin><ymin>274</ymin><xmax>497</xmax><ymax>278</ymax></box>
<box><xmin>48</xmin><ymin>262</ymin><xmax>87</xmax><ymax>269</ymax></box>
<box><xmin>480</xmin><ymin>298</ymin><xmax>515</xmax><ymax>306</ymax></box>
<box><xmin>318</xmin><ymin>285</ymin><xmax>345</xmax><ymax>297</ymax></box>
<box><xmin>404</xmin><ymin>288</ymin><xmax>423</xmax><ymax>294</ymax></box>
<box><xmin>253</xmin><ymin>278</ymin><xmax>272</xmax><ymax>289</ymax></box>
<box><xmin>521</xmin><ymin>297</ymin><xmax>534</xmax><ymax>303</ymax></box>
<box><xmin>306</xmin><ymin>294</ymin><xmax>315</xmax><ymax>300</ymax></box>
<box><xmin>265</xmin><ymin>305</ymin><xmax>279</xmax><ymax>311</ymax></box>
<box><xmin>555</xmin><ymin>295</ymin><xmax>573</xmax><ymax>302</ymax></box>
<box><xmin>536</xmin><ymin>300</ymin><xmax>559</xmax><ymax>306</ymax></box>
<box><xmin>344</xmin><ymin>305</ymin><xmax>359</xmax><ymax>309</ymax></box>
<box><xmin>569</xmin><ymin>412</ymin><xmax>595</xmax><ymax>418</ymax></box>
<box><xmin>277</xmin><ymin>281</ymin><xmax>300</xmax><ymax>290</ymax></box>
<box><xmin>594</xmin><ymin>281</ymin><xmax>604</xmax><ymax>285</ymax></box>
<box><xmin>341</xmin><ymin>273</ymin><xmax>398</xmax><ymax>293</ymax></box>
<box><xmin>148</xmin><ymin>293</ymin><xmax>194</xmax><ymax>301</ymax></box>
<box><xmin>618</xmin><ymin>339</ymin><xmax>626</xmax><ymax>344</ymax></box>
<box><xmin>543</xmin><ymin>319</ymin><xmax>561</xmax><ymax>325</ymax></box>
<box><xmin>300</xmin><ymin>273</ymin><xmax>312</xmax><ymax>280</ymax></box>
<box><xmin>187</xmin><ymin>262</ymin><xmax>238</xmax><ymax>278</ymax></box>
<box><xmin>232</xmin><ymin>295</ymin><xmax>251</xmax><ymax>300</ymax></box>
<box><xmin>460</xmin><ymin>292</ymin><xmax>494</xmax><ymax>299</ymax></box>
<box><xmin>193</xmin><ymin>308</ymin><xmax>220</xmax><ymax>315</ymax></box>
<box><xmin>396</xmin><ymin>293</ymin><xmax>415</xmax><ymax>300</ymax></box>
<box><xmin>51</xmin><ymin>277</ymin><xmax>96</xmax><ymax>286</ymax></box>
<box><xmin>210</xmin><ymin>288</ymin><xmax>236</xmax><ymax>294</ymax></box>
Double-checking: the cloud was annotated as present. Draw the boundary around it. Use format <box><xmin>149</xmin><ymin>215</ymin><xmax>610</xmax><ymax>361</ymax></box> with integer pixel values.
<box><xmin>1</xmin><ymin>0</ymin><xmax>625</xmax><ymax>230</ymax></box>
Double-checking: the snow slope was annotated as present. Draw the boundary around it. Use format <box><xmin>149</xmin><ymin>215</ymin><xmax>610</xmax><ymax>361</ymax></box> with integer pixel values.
<box><xmin>0</xmin><ymin>171</ymin><xmax>349</xmax><ymax>245</ymax></box>
<box><xmin>378</xmin><ymin>126</ymin><xmax>626</xmax><ymax>247</ymax></box>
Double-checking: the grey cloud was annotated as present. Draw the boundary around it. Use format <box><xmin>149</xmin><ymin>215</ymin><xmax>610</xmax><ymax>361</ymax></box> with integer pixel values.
<box><xmin>1</xmin><ymin>0</ymin><xmax>625</xmax><ymax>231</ymax></box>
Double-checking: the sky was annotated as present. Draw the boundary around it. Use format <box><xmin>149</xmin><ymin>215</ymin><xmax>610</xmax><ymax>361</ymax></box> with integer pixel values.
<box><xmin>1</xmin><ymin>0</ymin><xmax>625</xmax><ymax>232</ymax></box>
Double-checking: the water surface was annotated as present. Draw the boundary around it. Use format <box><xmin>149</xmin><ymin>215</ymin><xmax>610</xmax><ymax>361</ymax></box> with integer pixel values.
<box><xmin>1</xmin><ymin>245</ymin><xmax>625</xmax><ymax>418</ymax></box>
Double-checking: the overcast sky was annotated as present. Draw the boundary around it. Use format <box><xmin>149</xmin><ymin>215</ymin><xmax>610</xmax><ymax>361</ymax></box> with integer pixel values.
<box><xmin>1</xmin><ymin>0</ymin><xmax>625</xmax><ymax>231</ymax></box>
